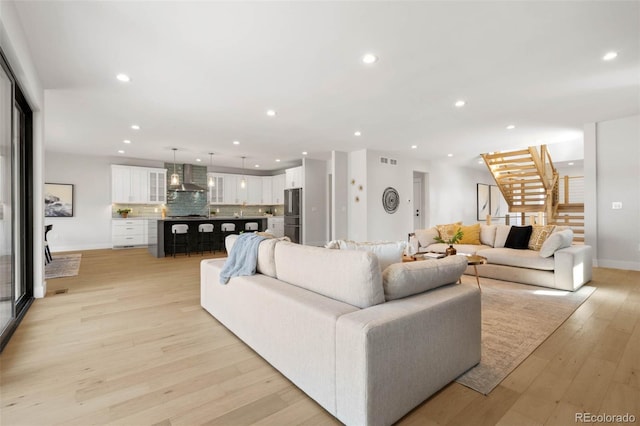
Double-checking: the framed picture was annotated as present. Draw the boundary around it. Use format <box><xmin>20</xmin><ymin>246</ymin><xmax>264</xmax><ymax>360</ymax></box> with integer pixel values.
<box><xmin>477</xmin><ymin>183</ymin><xmax>490</xmax><ymax>221</ymax></box>
<box><xmin>45</xmin><ymin>183</ymin><xmax>74</xmax><ymax>217</ymax></box>
<box><xmin>490</xmin><ymin>185</ymin><xmax>503</xmax><ymax>217</ymax></box>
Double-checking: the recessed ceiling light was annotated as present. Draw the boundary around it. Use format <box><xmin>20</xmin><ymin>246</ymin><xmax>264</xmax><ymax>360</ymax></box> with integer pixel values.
<box><xmin>254</xmin><ymin>164</ymin><xmax>260</xmax><ymax>168</ymax></box>
<box><xmin>455</xmin><ymin>100</ymin><xmax>466</xmax><ymax>107</ymax></box>
<box><xmin>275</xmin><ymin>159</ymin><xmax>281</xmax><ymax>162</ymax></box>
<box><xmin>302</xmin><ymin>151</ymin><xmax>308</xmax><ymax>156</ymax></box>
<box><xmin>447</xmin><ymin>153</ymin><xmax>453</xmax><ymax>157</ymax></box>
<box><xmin>506</xmin><ymin>125</ymin><xmax>516</xmax><ymax>130</ymax></box>
<box><xmin>123</xmin><ymin>139</ymin><xmax>131</xmax><ymax>144</ymax></box>
<box><xmin>233</xmin><ymin>140</ymin><xmax>240</xmax><ymax>145</ymax></box>
<box><xmin>362</xmin><ymin>53</ymin><xmax>378</xmax><ymax>64</ymax></box>
<box><xmin>602</xmin><ymin>51</ymin><xmax>618</xmax><ymax>61</ymax></box>
<box><xmin>116</xmin><ymin>73</ymin><xmax>130</xmax><ymax>82</ymax></box>
<box><xmin>118</xmin><ymin>150</ymin><xmax>125</xmax><ymax>154</ymax></box>
<box><xmin>411</xmin><ymin>145</ymin><xmax>418</xmax><ymax>149</ymax></box>
<box><xmin>266</xmin><ymin>109</ymin><xmax>277</xmax><ymax>117</ymax></box>
<box><xmin>131</xmin><ymin>124</ymin><xmax>140</xmax><ymax>130</ymax></box>
<box><xmin>196</xmin><ymin>158</ymin><xmax>201</xmax><ymax>162</ymax></box>
<box><xmin>568</xmin><ymin>162</ymin><xmax>574</xmax><ymax>166</ymax></box>
<box><xmin>354</xmin><ymin>131</ymin><xmax>362</xmax><ymax>136</ymax></box>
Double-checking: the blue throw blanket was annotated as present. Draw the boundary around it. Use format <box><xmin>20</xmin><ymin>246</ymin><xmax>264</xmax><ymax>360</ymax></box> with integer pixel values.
<box><xmin>219</xmin><ymin>233</ymin><xmax>266</xmax><ymax>284</ymax></box>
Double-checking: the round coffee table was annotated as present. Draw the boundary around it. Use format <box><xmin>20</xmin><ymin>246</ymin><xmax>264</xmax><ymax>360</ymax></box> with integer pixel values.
<box><xmin>461</xmin><ymin>254</ymin><xmax>487</xmax><ymax>290</ymax></box>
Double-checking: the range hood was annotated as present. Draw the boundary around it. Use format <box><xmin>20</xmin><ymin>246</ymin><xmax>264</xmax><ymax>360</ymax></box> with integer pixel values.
<box><xmin>169</xmin><ymin>164</ymin><xmax>206</xmax><ymax>192</ymax></box>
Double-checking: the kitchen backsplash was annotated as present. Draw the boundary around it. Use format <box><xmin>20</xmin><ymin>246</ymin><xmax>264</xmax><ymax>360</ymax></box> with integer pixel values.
<box><xmin>112</xmin><ymin>203</ymin><xmax>284</xmax><ymax>218</ymax></box>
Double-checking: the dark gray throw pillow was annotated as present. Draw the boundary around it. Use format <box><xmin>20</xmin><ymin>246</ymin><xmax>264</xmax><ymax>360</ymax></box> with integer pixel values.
<box><xmin>504</xmin><ymin>225</ymin><xmax>533</xmax><ymax>249</ymax></box>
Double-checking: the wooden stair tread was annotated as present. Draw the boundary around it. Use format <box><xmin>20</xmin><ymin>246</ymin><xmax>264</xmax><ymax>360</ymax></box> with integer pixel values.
<box><xmin>483</xmin><ymin>149</ymin><xmax>532</xmax><ymax>160</ymax></box>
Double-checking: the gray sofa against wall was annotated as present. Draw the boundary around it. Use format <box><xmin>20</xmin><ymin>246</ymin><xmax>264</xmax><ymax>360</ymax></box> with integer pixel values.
<box><xmin>412</xmin><ymin>224</ymin><xmax>593</xmax><ymax>291</ymax></box>
<box><xmin>201</xmin><ymin>237</ymin><xmax>481</xmax><ymax>426</ymax></box>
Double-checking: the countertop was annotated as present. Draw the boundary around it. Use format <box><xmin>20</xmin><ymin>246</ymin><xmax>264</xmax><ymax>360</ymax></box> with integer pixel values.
<box><xmin>156</xmin><ymin>216</ymin><xmax>279</xmax><ymax>221</ymax></box>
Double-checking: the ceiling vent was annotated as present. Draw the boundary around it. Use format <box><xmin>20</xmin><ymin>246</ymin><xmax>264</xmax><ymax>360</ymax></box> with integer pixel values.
<box><xmin>380</xmin><ymin>157</ymin><xmax>388</xmax><ymax>164</ymax></box>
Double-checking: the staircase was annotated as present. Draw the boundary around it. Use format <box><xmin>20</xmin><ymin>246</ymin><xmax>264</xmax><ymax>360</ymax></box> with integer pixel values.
<box><xmin>482</xmin><ymin>146</ymin><xmax>584</xmax><ymax>243</ymax></box>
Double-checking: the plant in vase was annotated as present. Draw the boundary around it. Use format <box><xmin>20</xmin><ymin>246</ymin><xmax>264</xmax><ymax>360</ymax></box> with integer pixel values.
<box><xmin>434</xmin><ymin>227</ymin><xmax>464</xmax><ymax>256</ymax></box>
<box><xmin>117</xmin><ymin>208</ymin><xmax>131</xmax><ymax>218</ymax></box>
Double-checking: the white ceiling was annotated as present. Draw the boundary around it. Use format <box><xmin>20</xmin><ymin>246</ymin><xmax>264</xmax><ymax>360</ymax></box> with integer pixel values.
<box><xmin>14</xmin><ymin>1</ymin><xmax>640</xmax><ymax>171</ymax></box>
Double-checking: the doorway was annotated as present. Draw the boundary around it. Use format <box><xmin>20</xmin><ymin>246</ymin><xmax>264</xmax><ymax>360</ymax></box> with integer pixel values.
<box><xmin>413</xmin><ymin>172</ymin><xmax>428</xmax><ymax>230</ymax></box>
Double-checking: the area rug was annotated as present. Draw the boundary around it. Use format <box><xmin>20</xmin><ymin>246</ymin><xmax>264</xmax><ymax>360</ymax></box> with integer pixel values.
<box><xmin>45</xmin><ymin>253</ymin><xmax>82</xmax><ymax>279</ymax></box>
<box><xmin>456</xmin><ymin>277</ymin><xmax>595</xmax><ymax>395</ymax></box>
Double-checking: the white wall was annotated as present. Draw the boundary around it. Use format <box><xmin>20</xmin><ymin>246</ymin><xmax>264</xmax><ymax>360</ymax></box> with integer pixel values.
<box><xmin>586</xmin><ymin>115</ymin><xmax>640</xmax><ymax>271</ymax></box>
<box><xmin>1</xmin><ymin>1</ymin><xmax>46</xmax><ymax>297</ymax></box>
<box><xmin>347</xmin><ymin>150</ymin><xmax>368</xmax><ymax>241</ymax></box>
<box><xmin>302</xmin><ymin>158</ymin><xmax>327</xmax><ymax>246</ymax></box>
<box><xmin>331</xmin><ymin>151</ymin><xmax>348</xmax><ymax>240</ymax></box>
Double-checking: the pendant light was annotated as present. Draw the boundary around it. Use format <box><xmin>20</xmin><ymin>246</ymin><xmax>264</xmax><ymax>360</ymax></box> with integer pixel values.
<box><xmin>240</xmin><ymin>156</ymin><xmax>247</xmax><ymax>189</ymax></box>
<box><xmin>207</xmin><ymin>153</ymin><xmax>215</xmax><ymax>187</ymax></box>
<box><xmin>170</xmin><ymin>148</ymin><xmax>180</xmax><ymax>186</ymax></box>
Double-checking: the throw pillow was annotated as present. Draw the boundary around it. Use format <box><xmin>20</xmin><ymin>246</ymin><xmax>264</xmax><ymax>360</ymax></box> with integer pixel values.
<box><xmin>382</xmin><ymin>255</ymin><xmax>467</xmax><ymax>301</ymax></box>
<box><xmin>539</xmin><ymin>229</ymin><xmax>574</xmax><ymax>258</ymax></box>
<box><xmin>459</xmin><ymin>223</ymin><xmax>481</xmax><ymax>245</ymax></box>
<box><xmin>436</xmin><ymin>222</ymin><xmax>462</xmax><ymax>242</ymax></box>
<box><xmin>414</xmin><ymin>227</ymin><xmax>439</xmax><ymax>249</ymax></box>
<box><xmin>494</xmin><ymin>225</ymin><xmax>512</xmax><ymax>248</ymax></box>
<box><xmin>480</xmin><ymin>224</ymin><xmax>497</xmax><ymax>247</ymax></box>
<box><xmin>528</xmin><ymin>225</ymin><xmax>556</xmax><ymax>251</ymax></box>
<box><xmin>504</xmin><ymin>225</ymin><xmax>533</xmax><ymax>249</ymax></box>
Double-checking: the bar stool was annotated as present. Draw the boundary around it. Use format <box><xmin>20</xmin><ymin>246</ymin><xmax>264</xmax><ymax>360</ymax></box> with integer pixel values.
<box><xmin>244</xmin><ymin>222</ymin><xmax>259</xmax><ymax>232</ymax></box>
<box><xmin>220</xmin><ymin>223</ymin><xmax>236</xmax><ymax>252</ymax></box>
<box><xmin>44</xmin><ymin>224</ymin><xmax>53</xmax><ymax>264</ymax></box>
<box><xmin>197</xmin><ymin>223</ymin><xmax>215</xmax><ymax>255</ymax></box>
<box><xmin>171</xmin><ymin>224</ymin><xmax>190</xmax><ymax>257</ymax></box>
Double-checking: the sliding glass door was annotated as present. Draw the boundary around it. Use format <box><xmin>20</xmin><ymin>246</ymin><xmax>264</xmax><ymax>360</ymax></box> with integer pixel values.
<box><xmin>0</xmin><ymin>50</ymin><xmax>34</xmax><ymax>351</ymax></box>
<box><xmin>0</xmin><ymin>58</ymin><xmax>14</xmax><ymax>337</ymax></box>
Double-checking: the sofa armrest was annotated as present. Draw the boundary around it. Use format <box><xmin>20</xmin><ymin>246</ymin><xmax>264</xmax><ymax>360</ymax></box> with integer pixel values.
<box><xmin>334</xmin><ymin>284</ymin><xmax>480</xmax><ymax>426</ymax></box>
<box><xmin>554</xmin><ymin>245</ymin><xmax>593</xmax><ymax>291</ymax></box>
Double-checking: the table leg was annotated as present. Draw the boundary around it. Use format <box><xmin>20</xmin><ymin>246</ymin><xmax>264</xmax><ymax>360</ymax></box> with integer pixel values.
<box><xmin>474</xmin><ymin>265</ymin><xmax>481</xmax><ymax>291</ymax></box>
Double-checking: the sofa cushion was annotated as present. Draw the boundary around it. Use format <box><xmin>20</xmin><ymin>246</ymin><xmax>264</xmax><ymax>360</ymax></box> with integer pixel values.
<box><xmin>337</xmin><ymin>240</ymin><xmax>406</xmax><ymax>271</ymax></box>
<box><xmin>528</xmin><ymin>225</ymin><xmax>555</xmax><ymax>251</ymax></box>
<box><xmin>481</xmin><ymin>247</ymin><xmax>555</xmax><ymax>271</ymax></box>
<box><xmin>382</xmin><ymin>255</ymin><xmax>467</xmax><ymax>301</ymax></box>
<box><xmin>275</xmin><ymin>242</ymin><xmax>385</xmax><ymax>309</ymax></box>
<box><xmin>459</xmin><ymin>223</ymin><xmax>481</xmax><ymax>245</ymax></box>
<box><xmin>226</xmin><ymin>234</ymin><xmax>290</xmax><ymax>278</ymax></box>
<box><xmin>415</xmin><ymin>227</ymin><xmax>439</xmax><ymax>249</ymax></box>
<box><xmin>539</xmin><ymin>229</ymin><xmax>574</xmax><ymax>258</ymax></box>
<box><xmin>504</xmin><ymin>225</ymin><xmax>533</xmax><ymax>249</ymax></box>
<box><xmin>494</xmin><ymin>225</ymin><xmax>511</xmax><ymax>248</ymax></box>
<box><xmin>480</xmin><ymin>224</ymin><xmax>497</xmax><ymax>247</ymax></box>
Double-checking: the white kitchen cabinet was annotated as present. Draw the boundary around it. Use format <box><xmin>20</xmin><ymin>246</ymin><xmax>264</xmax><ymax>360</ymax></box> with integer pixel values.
<box><xmin>207</xmin><ymin>173</ymin><xmax>225</xmax><ymax>204</ymax></box>
<box><xmin>267</xmin><ymin>217</ymin><xmax>284</xmax><ymax>238</ymax></box>
<box><xmin>246</xmin><ymin>176</ymin><xmax>262</xmax><ymax>204</ymax></box>
<box><xmin>285</xmin><ymin>166</ymin><xmax>303</xmax><ymax>189</ymax></box>
<box><xmin>261</xmin><ymin>176</ymin><xmax>272</xmax><ymax>204</ymax></box>
<box><xmin>111</xmin><ymin>165</ymin><xmax>166</xmax><ymax>204</ymax></box>
<box><xmin>112</xmin><ymin>219</ymin><xmax>147</xmax><ymax>248</ymax></box>
<box><xmin>271</xmin><ymin>174</ymin><xmax>286</xmax><ymax>204</ymax></box>
<box><xmin>148</xmin><ymin>168</ymin><xmax>167</xmax><ymax>204</ymax></box>
<box><xmin>223</xmin><ymin>174</ymin><xmax>238</xmax><ymax>204</ymax></box>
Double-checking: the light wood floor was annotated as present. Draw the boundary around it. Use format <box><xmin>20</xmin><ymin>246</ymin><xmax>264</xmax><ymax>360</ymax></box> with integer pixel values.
<box><xmin>1</xmin><ymin>249</ymin><xmax>638</xmax><ymax>425</ymax></box>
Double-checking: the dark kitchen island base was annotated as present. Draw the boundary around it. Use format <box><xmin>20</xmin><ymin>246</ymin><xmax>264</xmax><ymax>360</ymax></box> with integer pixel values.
<box><xmin>148</xmin><ymin>217</ymin><xmax>267</xmax><ymax>258</ymax></box>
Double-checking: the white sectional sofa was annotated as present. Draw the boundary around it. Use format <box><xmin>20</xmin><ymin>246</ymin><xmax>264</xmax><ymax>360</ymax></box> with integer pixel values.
<box><xmin>412</xmin><ymin>224</ymin><xmax>592</xmax><ymax>291</ymax></box>
<box><xmin>201</xmin><ymin>236</ymin><xmax>481</xmax><ymax>426</ymax></box>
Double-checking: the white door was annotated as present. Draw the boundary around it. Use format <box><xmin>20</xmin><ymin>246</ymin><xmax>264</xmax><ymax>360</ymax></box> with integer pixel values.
<box><xmin>413</xmin><ymin>176</ymin><xmax>424</xmax><ymax>230</ymax></box>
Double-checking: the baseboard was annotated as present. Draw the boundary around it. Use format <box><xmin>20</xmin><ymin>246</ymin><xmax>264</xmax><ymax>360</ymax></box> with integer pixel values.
<box><xmin>50</xmin><ymin>243</ymin><xmax>114</xmax><ymax>252</ymax></box>
<box><xmin>596</xmin><ymin>259</ymin><xmax>640</xmax><ymax>271</ymax></box>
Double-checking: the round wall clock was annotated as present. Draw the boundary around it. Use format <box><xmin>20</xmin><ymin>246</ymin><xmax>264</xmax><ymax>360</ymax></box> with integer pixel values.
<box><xmin>382</xmin><ymin>187</ymin><xmax>399</xmax><ymax>214</ymax></box>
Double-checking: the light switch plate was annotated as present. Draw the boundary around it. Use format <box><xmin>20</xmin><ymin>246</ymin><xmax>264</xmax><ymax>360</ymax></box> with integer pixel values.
<box><xmin>612</xmin><ymin>202</ymin><xmax>622</xmax><ymax>210</ymax></box>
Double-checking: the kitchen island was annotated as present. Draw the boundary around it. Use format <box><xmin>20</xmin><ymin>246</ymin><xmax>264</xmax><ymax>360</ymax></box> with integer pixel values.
<box><xmin>148</xmin><ymin>216</ymin><xmax>268</xmax><ymax>258</ymax></box>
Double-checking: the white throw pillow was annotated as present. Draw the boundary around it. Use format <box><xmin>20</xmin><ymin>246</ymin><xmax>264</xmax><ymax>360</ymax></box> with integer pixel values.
<box><xmin>539</xmin><ymin>229</ymin><xmax>574</xmax><ymax>258</ymax></box>
<box><xmin>382</xmin><ymin>255</ymin><xmax>468</xmax><ymax>301</ymax></box>
<box><xmin>494</xmin><ymin>225</ymin><xmax>512</xmax><ymax>248</ymax></box>
<box><xmin>480</xmin><ymin>224</ymin><xmax>497</xmax><ymax>247</ymax></box>
<box><xmin>337</xmin><ymin>240</ymin><xmax>406</xmax><ymax>271</ymax></box>
<box><xmin>414</xmin><ymin>227</ymin><xmax>440</xmax><ymax>249</ymax></box>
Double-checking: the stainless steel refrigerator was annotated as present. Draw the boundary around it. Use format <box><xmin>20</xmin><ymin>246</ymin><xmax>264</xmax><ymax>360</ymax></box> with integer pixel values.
<box><xmin>284</xmin><ymin>188</ymin><xmax>301</xmax><ymax>244</ymax></box>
